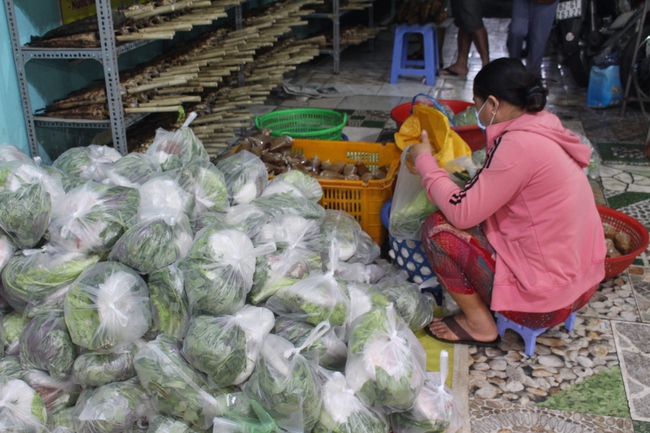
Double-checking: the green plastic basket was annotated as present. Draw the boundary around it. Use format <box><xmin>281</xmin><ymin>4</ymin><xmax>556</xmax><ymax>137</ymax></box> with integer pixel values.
<box><xmin>254</xmin><ymin>108</ymin><xmax>348</xmax><ymax>140</ymax></box>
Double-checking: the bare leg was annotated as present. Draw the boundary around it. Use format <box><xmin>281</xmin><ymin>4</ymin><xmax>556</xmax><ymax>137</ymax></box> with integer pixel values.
<box><xmin>441</xmin><ymin>27</ymin><xmax>472</xmax><ymax>75</ymax></box>
<box><xmin>471</xmin><ymin>26</ymin><xmax>490</xmax><ymax>67</ymax></box>
<box><xmin>428</xmin><ymin>291</ymin><xmax>498</xmax><ymax>342</ymax></box>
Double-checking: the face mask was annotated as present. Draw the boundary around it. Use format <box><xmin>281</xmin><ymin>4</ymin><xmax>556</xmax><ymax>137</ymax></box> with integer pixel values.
<box><xmin>475</xmin><ymin>100</ymin><xmax>488</xmax><ymax>132</ymax></box>
<box><xmin>475</xmin><ymin>99</ymin><xmax>499</xmax><ymax>133</ymax></box>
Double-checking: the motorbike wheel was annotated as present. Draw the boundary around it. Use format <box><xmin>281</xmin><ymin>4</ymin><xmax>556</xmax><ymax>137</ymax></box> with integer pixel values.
<box><xmin>567</xmin><ymin>51</ymin><xmax>590</xmax><ymax>88</ymax></box>
<box><xmin>620</xmin><ymin>25</ymin><xmax>650</xmax><ymax>98</ymax></box>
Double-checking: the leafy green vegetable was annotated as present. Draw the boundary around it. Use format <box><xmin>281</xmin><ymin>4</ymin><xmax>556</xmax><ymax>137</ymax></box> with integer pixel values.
<box><xmin>21</xmin><ymin>369</ymin><xmax>81</xmax><ymax>416</ymax></box>
<box><xmin>244</xmin><ymin>334</ymin><xmax>323</xmax><ymax>433</ymax></box>
<box><xmin>313</xmin><ymin>371</ymin><xmax>390</xmax><ymax>433</ymax></box>
<box><xmin>322</xmin><ymin>210</ymin><xmax>362</xmax><ymax>261</ymax></box>
<box><xmin>145</xmin><ymin>126</ymin><xmax>209</xmax><ymax>172</ymax></box>
<box><xmin>348</xmin><ymin>231</ymin><xmax>381</xmax><ymax>265</ymax></box>
<box><xmin>71</xmin><ymin>343</ymin><xmax>138</xmax><ymax>387</ymax></box>
<box><xmin>0</xmin><ymin>161</ymin><xmax>65</xmax><ymax>248</ymax></box>
<box><xmin>222</xmin><ymin>203</ymin><xmax>268</xmax><ymax>238</ymax></box>
<box><xmin>375</xmin><ymin>279</ymin><xmax>435</xmax><ymax>331</ymax></box>
<box><xmin>181</xmin><ymin>227</ymin><xmax>273</xmax><ymax>316</ymax></box>
<box><xmin>19</xmin><ymin>313</ymin><xmax>77</xmax><ymax>381</ymax></box>
<box><xmin>183</xmin><ymin>306</ymin><xmax>274</xmax><ymax>387</ymax></box>
<box><xmin>216</xmin><ymin>150</ymin><xmax>268</xmax><ymax>205</ymax></box>
<box><xmin>104</xmin><ymin>152</ymin><xmax>159</xmax><ymax>188</ymax></box>
<box><xmin>3</xmin><ymin>310</ymin><xmax>27</xmax><ymax>354</ymax></box>
<box><xmin>48</xmin><ymin>406</ymin><xmax>75</xmax><ymax>432</ymax></box>
<box><xmin>72</xmin><ymin>379</ymin><xmax>152</xmax><ymax>433</ymax></box>
<box><xmin>23</xmin><ymin>285</ymin><xmax>70</xmax><ymax>320</ymax></box>
<box><xmin>274</xmin><ymin>317</ymin><xmax>348</xmax><ymax>371</ymax></box>
<box><xmin>0</xmin><ymin>377</ymin><xmax>48</xmax><ymax>433</ymax></box>
<box><xmin>64</xmin><ymin>261</ymin><xmax>151</xmax><ymax>351</ymax></box>
<box><xmin>48</xmin><ymin>182</ymin><xmax>140</xmax><ymax>253</ymax></box>
<box><xmin>212</xmin><ymin>397</ymin><xmax>278</xmax><ymax>433</ymax></box>
<box><xmin>389</xmin><ymin>190</ymin><xmax>438</xmax><ymax>239</ymax></box>
<box><xmin>346</xmin><ymin>282</ymin><xmax>391</xmax><ymax>325</ymax></box>
<box><xmin>2</xmin><ymin>248</ymin><xmax>100</xmax><ymax>306</ymax></box>
<box><xmin>186</xmin><ymin>158</ymin><xmax>228</xmax><ymax>216</ymax></box>
<box><xmin>133</xmin><ymin>335</ymin><xmax>218</xmax><ymax>429</ymax></box>
<box><xmin>452</xmin><ymin>106</ymin><xmax>478</xmax><ymax>126</ymax></box>
<box><xmin>346</xmin><ymin>305</ymin><xmax>426</xmax><ymax>411</ymax></box>
<box><xmin>108</xmin><ymin>214</ymin><xmax>193</xmax><ymax>274</ymax></box>
<box><xmin>146</xmin><ymin>415</ymin><xmax>201</xmax><ymax>433</ymax></box>
<box><xmin>268</xmin><ymin>170</ymin><xmax>323</xmax><ymax>202</ymax></box>
<box><xmin>191</xmin><ymin>211</ymin><xmax>225</xmax><ymax>236</ymax></box>
<box><xmin>52</xmin><ymin>145</ymin><xmax>121</xmax><ymax>182</ymax></box>
<box><xmin>252</xmin><ymin>193</ymin><xmax>325</xmax><ymax>224</ymax></box>
<box><xmin>147</xmin><ymin>264</ymin><xmax>190</xmax><ymax>340</ymax></box>
<box><xmin>249</xmin><ymin>249</ymin><xmax>320</xmax><ymax>305</ymax></box>
<box><xmin>266</xmin><ymin>271</ymin><xmax>349</xmax><ymax>326</ymax></box>
<box><xmin>255</xmin><ymin>214</ymin><xmax>323</xmax><ymax>251</ymax></box>
<box><xmin>138</xmin><ymin>168</ymin><xmax>196</xmax><ymax>219</ymax></box>
<box><xmin>0</xmin><ymin>354</ymin><xmax>24</xmax><ymax>379</ymax></box>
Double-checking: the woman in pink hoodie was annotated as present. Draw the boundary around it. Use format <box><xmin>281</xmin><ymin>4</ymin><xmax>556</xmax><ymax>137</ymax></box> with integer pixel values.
<box><xmin>408</xmin><ymin>58</ymin><xmax>606</xmax><ymax>346</ymax></box>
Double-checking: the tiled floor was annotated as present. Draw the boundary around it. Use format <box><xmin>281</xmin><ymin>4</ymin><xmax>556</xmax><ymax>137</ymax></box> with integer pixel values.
<box><xmin>254</xmin><ymin>14</ymin><xmax>650</xmax><ymax>433</ymax></box>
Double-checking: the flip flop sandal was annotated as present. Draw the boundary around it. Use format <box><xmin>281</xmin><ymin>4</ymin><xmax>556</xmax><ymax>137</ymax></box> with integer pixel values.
<box><xmin>424</xmin><ymin>316</ymin><xmax>501</xmax><ymax>347</ymax></box>
<box><xmin>439</xmin><ymin>67</ymin><xmax>467</xmax><ymax>80</ymax></box>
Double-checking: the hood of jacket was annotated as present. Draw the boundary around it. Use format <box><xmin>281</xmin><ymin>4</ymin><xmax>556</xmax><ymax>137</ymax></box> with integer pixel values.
<box><xmin>485</xmin><ymin>110</ymin><xmax>590</xmax><ymax>168</ymax></box>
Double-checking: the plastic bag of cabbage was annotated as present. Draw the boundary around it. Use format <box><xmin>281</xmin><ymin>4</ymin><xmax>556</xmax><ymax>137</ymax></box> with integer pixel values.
<box><xmin>0</xmin><ymin>376</ymin><xmax>48</xmax><ymax>433</ymax></box>
<box><xmin>216</xmin><ymin>150</ymin><xmax>268</xmax><ymax>205</ymax></box>
<box><xmin>148</xmin><ymin>415</ymin><xmax>201</xmax><ymax>433</ymax></box>
<box><xmin>391</xmin><ymin>351</ymin><xmax>463</xmax><ymax>433</ymax></box>
<box><xmin>145</xmin><ymin>117</ymin><xmax>209</xmax><ymax>172</ymax></box>
<box><xmin>109</xmin><ymin>208</ymin><xmax>193</xmax><ymax>275</ymax></box>
<box><xmin>346</xmin><ymin>305</ymin><xmax>427</xmax><ymax>412</ymax></box>
<box><xmin>0</xmin><ymin>160</ymin><xmax>65</xmax><ymax>248</ymax></box>
<box><xmin>103</xmin><ymin>152</ymin><xmax>159</xmax><ymax>188</ymax></box>
<box><xmin>47</xmin><ymin>181</ymin><xmax>140</xmax><ymax>253</ymax></box>
<box><xmin>72</xmin><ymin>378</ymin><xmax>153</xmax><ymax>433</ymax></box>
<box><xmin>313</xmin><ymin>370</ymin><xmax>390</xmax><ymax>433</ymax></box>
<box><xmin>0</xmin><ymin>354</ymin><xmax>23</xmax><ymax>378</ymax></box>
<box><xmin>71</xmin><ymin>342</ymin><xmax>139</xmax><ymax>387</ymax></box>
<box><xmin>0</xmin><ymin>143</ymin><xmax>32</xmax><ymax>162</ymax></box>
<box><xmin>3</xmin><ymin>310</ymin><xmax>26</xmax><ymax>355</ymax></box>
<box><xmin>212</xmin><ymin>396</ymin><xmax>277</xmax><ymax>433</ymax></box>
<box><xmin>1</xmin><ymin>246</ymin><xmax>100</xmax><ymax>312</ymax></box>
<box><xmin>182</xmin><ymin>305</ymin><xmax>275</xmax><ymax>387</ymax></box>
<box><xmin>19</xmin><ymin>312</ymin><xmax>77</xmax><ymax>381</ymax></box>
<box><xmin>53</xmin><ymin>144</ymin><xmax>121</xmax><ymax>182</ymax></box>
<box><xmin>21</xmin><ymin>369</ymin><xmax>81</xmax><ymax>416</ymax></box>
<box><xmin>137</xmin><ymin>168</ymin><xmax>196</xmax><ymax>218</ymax></box>
<box><xmin>181</xmin><ymin>227</ymin><xmax>275</xmax><ymax>316</ymax></box>
<box><xmin>264</xmin><ymin>170</ymin><xmax>323</xmax><ymax>202</ymax></box>
<box><xmin>133</xmin><ymin>335</ymin><xmax>221</xmax><ymax>429</ymax></box>
<box><xmin>244</xmin><ymin>333</ymin><xmax>324</xmax><ymax>433</ymax></box>
<box><xmin>148</xmin><ymin>264</ymin><xmax>191</xmax><ymax>340</ymax></box>
<box><xmin>375</xmin><ymin>279</ymin><xmax>435</xmax><ymax>331</ymax></box>
<box><xmin>322</xmin><ymin>210</ymin><xmax>363</xmax><ymax>262</ymax></box>
<box><xmin>186</xmin><ymin>158</ymin><xmax>228</xmax><ymax>216</ymax></box>
<box><xmin>253</xmin><ymin>193</ymin><xmax>325</xmax><ymax>224</ymax></box>
<box><xmin>64</xmin><ymin>261</ymin><xmax>151</xmax><ymax>351</ymax></box>
<box><xmin>274</xmin><ymin>316</ymin><xmax>348</xmax><ymax>371</ymax></box>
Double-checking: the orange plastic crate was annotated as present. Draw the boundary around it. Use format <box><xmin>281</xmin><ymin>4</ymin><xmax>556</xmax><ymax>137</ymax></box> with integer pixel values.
<box><xmin>292</xmin><ymin>139</ymin><xmax>402</xmax><ymax>246</ymax></box>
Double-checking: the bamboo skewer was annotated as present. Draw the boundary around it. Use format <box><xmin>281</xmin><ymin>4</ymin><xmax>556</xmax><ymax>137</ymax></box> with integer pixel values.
<box><xmin>125</xmin><ymin>106</ymin><xmax>182</xmax><ymax>113</ymax></box>
<box><xmin>116</xmin><ymin>32</ymin><xmax>176</xmax><ymax>41</ymax></box>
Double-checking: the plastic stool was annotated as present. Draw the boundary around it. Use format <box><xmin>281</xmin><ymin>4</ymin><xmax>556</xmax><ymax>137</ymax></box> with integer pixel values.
<box><xmin>390</xmin><ymin>24</ymin><xmax>439</xmax><ymax>86</ymax></box>
<box><xmin>496</xmin><ymin>311</ymin><xmax>577</xmax><ymax>357</ymax></box>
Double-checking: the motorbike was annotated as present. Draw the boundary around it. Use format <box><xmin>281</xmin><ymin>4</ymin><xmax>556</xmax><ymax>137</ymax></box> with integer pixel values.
<box><xmin>554</xmin><ymin>0</ymin><xmax>646</xmax><ymax>92</ymax></box>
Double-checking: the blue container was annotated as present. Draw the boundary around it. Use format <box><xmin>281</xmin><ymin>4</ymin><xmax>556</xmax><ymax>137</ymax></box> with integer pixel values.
<box><xmin>587</xmin><ymin>65</ymin><xmax>624</xmax><ymax>108</ymax></box>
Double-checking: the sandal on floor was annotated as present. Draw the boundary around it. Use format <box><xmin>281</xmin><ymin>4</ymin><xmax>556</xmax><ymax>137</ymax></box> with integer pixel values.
<box><xmin>439</xmin><ymin>67</ymin><xmax>467</xmax><ymax>79</ymax></box>
<box><xmin>424</xmin><ymin>316</ymin><xmax>501</xmax><ymax>347</ymax></box>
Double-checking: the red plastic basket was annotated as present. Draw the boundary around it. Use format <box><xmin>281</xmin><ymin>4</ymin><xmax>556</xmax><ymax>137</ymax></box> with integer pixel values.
<box><xmin>390</xmin><ymin>99</ymin><xmax>487</xmax><ymax>152</ymax></box>
<box><xmin>598</xmin><ymin>205</ymin><xmax>649</xmax><ymax>280</ymax></box>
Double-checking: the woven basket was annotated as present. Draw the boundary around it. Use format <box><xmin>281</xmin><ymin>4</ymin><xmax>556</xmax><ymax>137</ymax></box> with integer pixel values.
<box><xmin>599</xmin><ymin>205</ymin><xmax>649</xmax><ymax>280</ymax></box>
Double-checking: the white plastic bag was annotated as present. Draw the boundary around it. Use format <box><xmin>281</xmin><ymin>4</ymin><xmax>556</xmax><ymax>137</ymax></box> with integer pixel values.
<box><xmin>216</xmin><ymin>150</ymin><xmax>268</xmax><ymax>205</ymax></box>
<box><xmin>0</xmin><ymin>377</ymin><xmax>48</xmax><ymax>432</ymax></box>
<box><xmin>390</xmin><ymin>350</ymin><xmax>463</xmax><ymax>433</ymax></box>
<box><xmin>322</xmin><ymin>210</ymin><xmax>362</xmax><ymax>261</ymax></box>
<box><xmin>145</xmin><ymin>113</ymin><xmax>209</xmax><ymax>172</ymax></box>
<box><xmin>53</xmin><ymin>144</ymin><xmax>121</xmax><ymax>182</ymax></box>
<box><xmin>389</xmin><ymin>149</ymin><xmax>438</xmax><ymax>240</ymax></box>
<box><xmin>182</xmin><ymin>305</ymin><xmax>275</xmax><ymax>387</ymax></box>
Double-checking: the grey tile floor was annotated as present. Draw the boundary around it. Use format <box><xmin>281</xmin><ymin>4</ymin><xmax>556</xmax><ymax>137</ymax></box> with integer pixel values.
<box><xmin>253</xmin><ymin>15</ymin><xmax>650</xmax><ymax>433</ymax></box>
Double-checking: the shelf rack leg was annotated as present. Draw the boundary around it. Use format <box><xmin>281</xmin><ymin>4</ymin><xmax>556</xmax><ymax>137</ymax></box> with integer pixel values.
<box><xmin>333</xmin><ymin>0</ymin><xmax>340</xmax><ymax>74</ymax></box>
<box><xmin>96</xmin><ymin>0</ymin><xmax>128</xmax><ymax>155</ymax></box>
<box><xmin>4</xmin><ymin>0</ymin><xmax>40</xmax><ymax>158</ymax></box>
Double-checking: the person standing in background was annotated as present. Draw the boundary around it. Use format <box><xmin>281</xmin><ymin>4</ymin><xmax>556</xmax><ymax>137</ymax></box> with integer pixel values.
<box><xmin>440</xmin><ymin>0</ymin><xmax>490</xmax><ymax>77</ymax></box>
<box><xmin>507</xmin><ymin>0</ymin><xmax>560</xmax><ymax>75</ymax></box>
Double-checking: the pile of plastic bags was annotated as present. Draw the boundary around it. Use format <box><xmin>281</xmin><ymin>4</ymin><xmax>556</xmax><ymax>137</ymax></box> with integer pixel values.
<box><xmin>0</xmin><ymin>120</ymin><xmax>462</xmax><ymax>433</ymax></box>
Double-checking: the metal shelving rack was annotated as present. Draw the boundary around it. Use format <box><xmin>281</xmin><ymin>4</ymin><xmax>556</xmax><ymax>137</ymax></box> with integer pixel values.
<box><xmin>4</xmin><ymin>0</ymin><xmax>246</xmax><ymax>158</ymax></box>
<box><xmin>308</xmin><ymin>0</ymin><xmax>375</xmax><ymax>74</ymax></box>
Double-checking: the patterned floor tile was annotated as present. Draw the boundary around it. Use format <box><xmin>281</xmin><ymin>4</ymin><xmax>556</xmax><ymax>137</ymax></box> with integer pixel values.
<box><xmin>612</xmin><ymin>321</ymin><xmax>650</xmax><ymax>422</ymax></box>
<box><xmin>580</xmin><ymin>276</ymin><xmax>640</xmax><ymax>323</ymax></box>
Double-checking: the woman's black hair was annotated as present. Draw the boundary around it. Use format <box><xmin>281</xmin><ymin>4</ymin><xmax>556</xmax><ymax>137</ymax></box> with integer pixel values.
<box><xmin>473</xmin><ymin>58</ymin><xmax>547</xmax><ymax>113</ymax></box>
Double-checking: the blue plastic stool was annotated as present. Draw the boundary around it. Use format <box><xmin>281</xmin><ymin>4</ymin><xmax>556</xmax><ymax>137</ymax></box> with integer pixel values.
<box><xmin>496</xmin><ymin>312</ymin><xmax>577</xmax><ymax>356</ymax></box>
<box><xmin>390</xmin><ymin>24</ymin><xmax>439</xmax><ymax>86</ymax></box>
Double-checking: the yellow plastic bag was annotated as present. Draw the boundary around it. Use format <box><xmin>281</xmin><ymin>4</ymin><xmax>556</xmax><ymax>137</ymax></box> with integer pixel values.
<box><xmin>394</xmin><ymin>104</ymin><xmax>472</xmax><ymax>168</ymax></box>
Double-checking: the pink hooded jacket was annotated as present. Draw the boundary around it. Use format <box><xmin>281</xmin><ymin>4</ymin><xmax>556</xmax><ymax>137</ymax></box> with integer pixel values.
<box><xmin>415</xmin><ymin>110</ymin><xmax>606</xmax><ymax>313</ymax></box>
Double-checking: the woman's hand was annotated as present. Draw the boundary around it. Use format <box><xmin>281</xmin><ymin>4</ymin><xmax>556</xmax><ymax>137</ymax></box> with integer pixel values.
<box><xmin>406</xmin><ymin>130</ymin><xmax>433</xmax><ymax>173</ymax></box>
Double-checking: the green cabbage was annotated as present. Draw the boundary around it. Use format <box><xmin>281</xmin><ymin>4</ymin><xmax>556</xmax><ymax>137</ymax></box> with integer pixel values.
<box><xmin>19</xmin><ymin>313</ymin><xmax>77</xmax><ymax>381</ymax></box>
<box><xmin>47</xmin><ymin>182</ymin><xmax>140</xmax><ymax>253</ymax></box>
<box><xmin>64</xmin><ymin>261</ymin><xmax>151</xmax><ymax>351</ymax></box>
<box><xmin>71</xmin><ymin>343</ymin><xmax>138</xmax><ymax>387</ymax></box>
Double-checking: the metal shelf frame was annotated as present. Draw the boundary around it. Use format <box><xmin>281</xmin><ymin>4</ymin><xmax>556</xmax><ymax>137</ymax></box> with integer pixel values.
<box><xmin>4</xmin><ymin>0</ymin><xmax>246</xmax><ymax>158</ymax></box>
<box><xmin>307</xmin><ymin>0</ymin><xmax>375</xmax><ymax>74</ymax></box>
